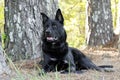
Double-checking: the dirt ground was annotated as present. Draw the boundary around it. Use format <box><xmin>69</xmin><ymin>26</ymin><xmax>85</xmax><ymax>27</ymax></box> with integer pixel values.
<box><xmin>46</xmin><ymin>48</ymin><xmax>120</xmax><ymax>80</ymax></box>
<box><xmin>1</xmin><ymin>48</ymin><xmax>120</xmax><ymax>80</ymax></box>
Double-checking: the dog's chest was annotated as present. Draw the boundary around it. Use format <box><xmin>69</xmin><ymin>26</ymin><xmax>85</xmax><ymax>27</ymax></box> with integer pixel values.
<box><xmin>42</xmin><ymin>43</ymin><xmax>68</xmax><ymax>59</ymax></box>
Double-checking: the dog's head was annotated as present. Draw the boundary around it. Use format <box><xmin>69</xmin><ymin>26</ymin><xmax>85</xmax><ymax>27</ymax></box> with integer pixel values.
<box><xmin>41</xmin><ymin>9</ymin><xmax>67</xmax><ymax>43</ymax></box>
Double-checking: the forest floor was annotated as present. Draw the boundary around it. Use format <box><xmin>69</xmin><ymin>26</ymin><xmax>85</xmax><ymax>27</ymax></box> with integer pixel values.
<box><xmin>1</xmin><ymin>48</ymin><xmax>120</xmax><ymax>80</ymax></box>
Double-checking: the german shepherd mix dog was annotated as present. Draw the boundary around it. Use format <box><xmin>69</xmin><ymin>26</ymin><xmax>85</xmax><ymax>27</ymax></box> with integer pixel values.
<box><xmin>40</xmin><ymin>9</ymin><xmax>113</xmax><ymax>73</ymax></box>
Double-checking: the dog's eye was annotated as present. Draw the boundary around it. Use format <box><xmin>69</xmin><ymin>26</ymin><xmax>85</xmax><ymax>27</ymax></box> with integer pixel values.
<box><xmin>52</xmin><ymin>24</ymin><xmax>56</xmax><ymax>28</ymax></box>
<box><xmin>45</xmin><ymin>24</ymin><xmax>49</xmax><ymax>28</ymax></box>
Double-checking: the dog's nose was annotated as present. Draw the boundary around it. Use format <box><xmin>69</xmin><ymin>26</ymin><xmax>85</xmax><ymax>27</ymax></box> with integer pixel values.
<box><xmin>45</xmin><ymin>30</ymin><xmax>50</xmax><ymax>34</ymax></box>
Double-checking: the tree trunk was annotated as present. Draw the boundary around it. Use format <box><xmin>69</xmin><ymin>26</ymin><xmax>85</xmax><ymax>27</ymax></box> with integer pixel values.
<box><xmin>4</xmin><ymin>0</ymin><xmax>58</xmax><ymax>61</ymax></box>
<box><xmin>86</xmin><ymin>0</ymin><xmax>114</xmax><ymax>47</ymax></box>
<box><xmin>117</xmin><ymin>1</ymin><xmax>120</xmax><ymax>53</ymax></box>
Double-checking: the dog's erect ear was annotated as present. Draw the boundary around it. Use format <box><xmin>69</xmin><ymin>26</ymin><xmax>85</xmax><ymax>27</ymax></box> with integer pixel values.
<box><xmin>41</xmin><ymin>13</ymin><xmax>49</xmax><ymax>24</ymax></box>
<box><xmin>55</xmin><ymin>9</ymin><xmax>64</xmax><ymax>24</ymax></box>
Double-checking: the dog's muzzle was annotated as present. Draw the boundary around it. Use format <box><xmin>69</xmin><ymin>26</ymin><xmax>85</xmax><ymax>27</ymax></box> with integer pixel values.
<box><xmin>46</xmin><ymin>36</ymin><xmax>58</xmax><ymax>42</ymax></box>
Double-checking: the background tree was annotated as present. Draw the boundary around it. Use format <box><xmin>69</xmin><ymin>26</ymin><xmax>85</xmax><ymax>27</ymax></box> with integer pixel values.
<box><xmin>116</xmin><ymin>0</ymin><xmax>120</xmax><ymax>52</ymax></box>
<box><xmin>86</xmin><ymin>0</ymin><xmax>114</xmax><ymax>47</ymax></box>
<box><xmin>4</xmin><ymin>0</ymin><xmax>58</xmax><ymax>61</ymax></box>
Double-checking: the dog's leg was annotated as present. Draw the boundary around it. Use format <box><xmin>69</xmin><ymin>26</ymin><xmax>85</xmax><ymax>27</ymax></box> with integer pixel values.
<box><xmin>71</xmin><ymin>48</ymin><xmax>102</xmax><ymax>71</ymax></box>
<box><xmin>64</xmin><ymin>49</ymin><xmax>76</xmax><ymax>73</ymax></box>
<box><xmin>40</xmin><ymin>54</ymin><xmax>55</xmax><ymax>73</ymax></box>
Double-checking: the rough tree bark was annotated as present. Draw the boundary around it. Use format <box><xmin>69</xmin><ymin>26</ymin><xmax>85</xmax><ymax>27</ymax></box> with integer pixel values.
<box><xmin>4</xmin><ymin>0</ymin><xmax>58</xmax><ymax>61</ymax></box>
<box><xmin>116</xmin><ymin>1</ymin><xmax>120</xmax><ymax>52</ymax></box>
<box><xmin>86</xmin><ymin>0</ymin><xmax>114</xmax><ymax>47</ymax></box>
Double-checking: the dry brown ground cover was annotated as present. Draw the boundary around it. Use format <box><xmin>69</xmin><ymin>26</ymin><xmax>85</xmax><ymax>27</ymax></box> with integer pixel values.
<box><xmin>1</xmin><ymin>48</ymin><xmax>120</xmax><ymax>80</ymax></box>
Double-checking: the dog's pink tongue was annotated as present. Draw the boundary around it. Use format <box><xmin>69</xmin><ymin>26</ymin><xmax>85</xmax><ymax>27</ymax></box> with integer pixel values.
<box><xmin>47</xmin><ymin>37</ymin><xmax>54</xmax><ymax>41</ymax></box>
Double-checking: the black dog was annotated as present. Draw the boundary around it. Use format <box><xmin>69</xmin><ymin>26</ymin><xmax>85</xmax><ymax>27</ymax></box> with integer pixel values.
<box><xmin>40</xmin><ymin>9</ymin><xmax>113</xmax><ymax>73</ymax></box>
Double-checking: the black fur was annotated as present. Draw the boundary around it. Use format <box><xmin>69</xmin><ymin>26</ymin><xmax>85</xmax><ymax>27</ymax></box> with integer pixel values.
<box><xmin>40</xmin><ymin>9</ymin><xmax>113</xmax><ymax>73</ymax></box>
